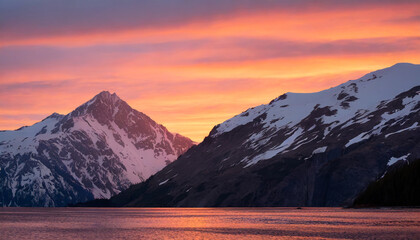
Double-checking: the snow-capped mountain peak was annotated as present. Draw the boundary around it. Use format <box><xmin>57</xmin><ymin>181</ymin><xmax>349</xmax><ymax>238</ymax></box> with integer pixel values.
<box><xmin>71</xmin><ymin>91</ymin><xmax>124</xmax><ymax>119</ymax></box>
<box><xmin>0</xmin><ymin>91</ymin><xmax>194</xmax><ymax>207</ymax></box>
<box><xmin>88</xmin><ymin>91</ymin><xmax>122</xmax><ymax>109</ymax></box>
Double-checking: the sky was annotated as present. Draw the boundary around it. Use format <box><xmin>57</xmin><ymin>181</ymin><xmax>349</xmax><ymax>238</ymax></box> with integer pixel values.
<box><xmin>0</xmin><ymin>0</ymin><xmax>419</xmax><ymax>142</ymax></box>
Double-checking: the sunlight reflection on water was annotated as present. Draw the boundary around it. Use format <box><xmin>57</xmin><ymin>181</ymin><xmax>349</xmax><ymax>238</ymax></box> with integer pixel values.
<box><xmin>0</xmin><ymin>208</ymin><xmax>419</xmax><ymax>239</ymax></box>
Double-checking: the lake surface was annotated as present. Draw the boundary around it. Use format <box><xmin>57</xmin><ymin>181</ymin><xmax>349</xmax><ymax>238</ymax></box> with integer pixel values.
<box><xmin>0</xmin><ymin>208</ymin><xmax>419</xmax><ymax>239</ymax></box>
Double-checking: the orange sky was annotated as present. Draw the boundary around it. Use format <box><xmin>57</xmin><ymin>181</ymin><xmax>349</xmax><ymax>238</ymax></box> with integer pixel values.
<box><xmin>1</xmin><ymin>1</ymin><xmax>419</xmax><ymax>142</ymax></box>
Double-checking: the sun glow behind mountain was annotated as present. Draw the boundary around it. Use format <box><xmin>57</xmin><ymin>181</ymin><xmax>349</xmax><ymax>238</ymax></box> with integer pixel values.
<box><xmin>1</xmin><ymin>1</ymin><xmax>419</xmax><ymax>141</ymax></box>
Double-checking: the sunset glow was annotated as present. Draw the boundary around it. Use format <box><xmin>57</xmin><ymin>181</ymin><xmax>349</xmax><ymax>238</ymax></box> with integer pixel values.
<box><xmin>1</xmin><ymin>1</ymin><xmax>419</xmax><ymax>141</ymax></box>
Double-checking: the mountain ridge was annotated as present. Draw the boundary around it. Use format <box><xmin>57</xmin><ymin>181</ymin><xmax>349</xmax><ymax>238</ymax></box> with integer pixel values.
<box><xmin>81</xmin><ymin>63</ymin><xmax>420</xmax><ymax>207</ymax></box>
<box><xmin>211</xmin><ymin>62</ymin><xmax>418</xmax><ymax>136</ymax></box>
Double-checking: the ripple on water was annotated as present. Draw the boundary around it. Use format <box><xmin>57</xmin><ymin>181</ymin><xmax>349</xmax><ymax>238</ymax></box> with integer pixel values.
<box><xmin>0</xmin><ymin>208</ymin><xmax>419</xmax><ymax>240</ymax></box>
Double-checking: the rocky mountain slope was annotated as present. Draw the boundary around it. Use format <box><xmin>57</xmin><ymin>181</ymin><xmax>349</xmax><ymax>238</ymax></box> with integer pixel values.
<box><xmin>0</xmin><ymin>91</ymin><xmax>194</xmax><ymax>206</ymax></box>
<box><xmin>90</xmin><ymin>63</ymin><xmax>420</xmax><ymax>207</ymax></box>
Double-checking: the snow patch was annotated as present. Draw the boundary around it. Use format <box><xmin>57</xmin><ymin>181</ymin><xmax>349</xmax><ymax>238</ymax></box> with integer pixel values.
<box><xmin>312</xmin><ymin>146</ymin><xmax>327</xmax><ymax>154</ymax></box>
<box><xmin>387</xmin><ymin>153</ymin><xmax>410</xmax><ymax>166</ymax></box>
<box><xmin>345</xmin><ymin>132</ymin><xmax>369</xmax><ymax>147</ymax></box>
<box><xmin>244</xmin><ymin>128</ymin><xmax>303</xmax><ymax>167</ymax></box>
<box><xmin>159</xmin><ymin>179</ymin><xmax>169</xmax><ymax>185</ymax></box>
<box><xmin>385</xmin><ymin>122</ymin><xmax>419</xmax><ymax>138</ymax></box>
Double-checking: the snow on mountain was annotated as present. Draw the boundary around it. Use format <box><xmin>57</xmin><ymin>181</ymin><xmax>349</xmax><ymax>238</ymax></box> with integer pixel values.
<box><xmin>211</xmin><ymin>63</ymin><xmax>420</xmax><ymax>167</ymax></box>
<box><xmin>97</xmin><ymin>63</ymin><xmax>420</xmax><ymax>207</ymax></box>
<box><xmin>0</xmin><ymin>91</ymin><xmax>194</xmax><ymax>206</ymax></box>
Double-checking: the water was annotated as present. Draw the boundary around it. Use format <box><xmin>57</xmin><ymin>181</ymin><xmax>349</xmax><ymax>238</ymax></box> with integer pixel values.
<box><xmin>0</xmin><ymin>208</ymin><xmax>419</xmax><ymax>239</ymax></box>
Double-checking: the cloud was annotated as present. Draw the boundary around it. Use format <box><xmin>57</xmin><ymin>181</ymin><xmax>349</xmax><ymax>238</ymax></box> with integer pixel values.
<box><xmin>386</xmin><ymin>14</ymin><xmax>420</xmax><ymax>23</ymax></box>
<box><xmin>191</xmin><ymin>37</ymin><xmax>420</xmax><ymax>63</ymax></box>
<box><xmin>0</xmin><ymin>113</ymin><xmax>47</xmax><ymax>121</ymax></box>
<box><xmin>1</xmin><ymin>0</ymin><xmax>419</xmax><ymax>42</ymax></box>
<box><xmin>1</xmin><ymin>37</ymin><xmax>419</xmax><ymax>74</ymax></box>
<box><xmin>0</xmin><ymin>79</ymin><xmax>79</xmax><ymax>93</ymax></box>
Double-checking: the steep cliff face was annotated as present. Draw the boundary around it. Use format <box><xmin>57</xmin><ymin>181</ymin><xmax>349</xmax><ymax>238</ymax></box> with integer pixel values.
<box><xmin>97</xmin><ymin>63</ymin><xmax>420</xmax><ymax>207</ymax></box>
<box><xmin>0</xmin><ymin>91</ymin><xmax>194</xmax><ymax>206</ymax></box>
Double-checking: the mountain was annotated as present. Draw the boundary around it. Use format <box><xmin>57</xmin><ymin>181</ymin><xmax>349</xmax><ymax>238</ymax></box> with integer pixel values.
<box><xmin>86</xmin><ymin>63</ymin><xmax>420</xmax><ymax>207</ymax></box>
<box><xmin>0</xmin><ymin>91</ymin><xmax>194</xmax><ymax>206</ymax></box>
